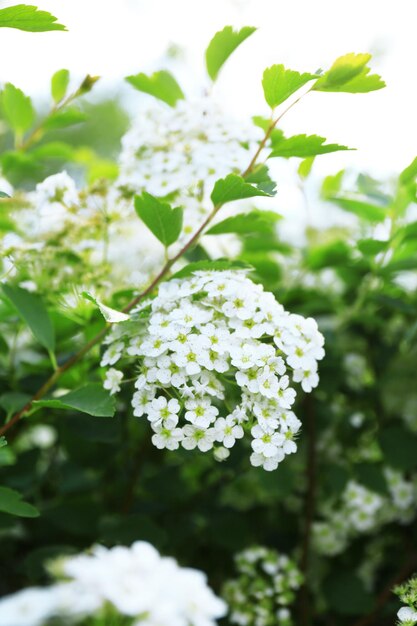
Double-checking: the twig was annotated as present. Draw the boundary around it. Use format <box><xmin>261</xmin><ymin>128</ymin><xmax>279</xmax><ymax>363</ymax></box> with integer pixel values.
<box><xmin>298</xmin><ymin>395</ymin><xmax>317</xmax><ymax>626</ymax></box>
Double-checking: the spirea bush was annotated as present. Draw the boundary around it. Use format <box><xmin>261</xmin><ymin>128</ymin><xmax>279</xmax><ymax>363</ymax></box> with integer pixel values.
<box><xmin>0</xmin><ymin>9</ymin><xmax>417</xmax><ymax>626</ymax></box>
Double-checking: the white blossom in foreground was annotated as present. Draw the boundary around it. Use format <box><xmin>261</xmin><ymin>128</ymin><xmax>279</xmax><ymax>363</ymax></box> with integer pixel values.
<box><xmin>103</xmin><ymin>269</ymin><xmax>325</xmax><ymax>471</ymax></box>
<box><xmin>0</xmin><ymin>541</ymin><xmax>226</xmax><ymax>626</ymax></box>
<box><xmin>223</xmin><ymin>546</ymin><xmax>303</xmax><ymax>626</ymax></box>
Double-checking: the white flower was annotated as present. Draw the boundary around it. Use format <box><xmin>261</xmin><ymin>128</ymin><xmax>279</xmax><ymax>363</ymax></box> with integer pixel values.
<box><xmin>214</xmin><ymin>446</ymin><xmax>231</xmax><ymax>461</ymax></box>
<box><xmin>398</xmin><ymin>606</ymin><xmax>417</xmax><ymax>623</ymax></box>
<box><xmin>35</xmin><ymin>171</ymin><xmax>78</xmax><ymax>207</ymax></box>
<box><xmin>103</xmin><ymin>368</ymin><xmax>123</xmax><ymax>395</ymax></box>
<box><xmin>151</xmin><ymin>425</ymin><xmax>184</xmax><ymax>450</ymax></box>
<box><xmin>0</xmin><ymin>588</ymin><xmax>58</xmax><ymax>626</ymax></box>
<box><xmin>214</xmin><ymin>416</ymin><xmax>244</xmax><ymax>448</ymax></box>
<box><xmin>100</xmin><ymin>341</ymin><xmax>124</xmax><ymax>366</ymax></box>
<box><xmin>182</xmin><ymin>425</ymin><xmax>215</xmax><ymax>452</ymax></box>
<box><xmin>140</xmin><ymin>336</ymin><xmax>169</xmax><ymax>357</ymax></box>
<box><xmin>132</xmin><ymin>387</ymin><xmax>156</xmax><ymax>417</ymax></box>
<box><xmin>293</xmin><ymin>366</ymin><xmax>319</xmax><ymax>392</ymax></box>
<box><xmin>185</xmin><ymin>398</ymin><xmax>218</xmax><ymax>428</ymax></box>
<box><xmin>147</xmin><ymin>397</ymin><xmax>181</xmax><ymax>428</ymax></box>
<box><xmin>251</xmin><ymin>424</ymin><xmax>285</xmax><ymax>458</ymax></box>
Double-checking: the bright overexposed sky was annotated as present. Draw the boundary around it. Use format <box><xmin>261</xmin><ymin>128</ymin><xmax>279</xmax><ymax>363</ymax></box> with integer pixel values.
<box><xmin>0</xmin><ymin>0</ymin><xmax>416</xmax><ymax>235</ymax></box>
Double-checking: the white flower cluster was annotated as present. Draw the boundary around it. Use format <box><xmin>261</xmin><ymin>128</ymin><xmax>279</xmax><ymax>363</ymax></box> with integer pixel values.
<box><xmin>117</xmin><ymin>98</ymin><xmax>259</xmax><ymax>198</ymax></box>
<box><xmin>2</xmin><ymin>172</ymin><xmax>164</xmax><ymax>298</ymax></box>
<box><xmin>395</xmin><ymin>574</ymin><xmax>417</xmax><ymax>625</ymax></box>
<box><xmin>313</xmin><ymin>471</ymin><xmax>417</xmax><ymax>556</ymax></box>
<box><xmin>102</xmin><ymin>270</ymin><xmax>324</xmax><ymax>471</ymax></box>
<box><xmin>223</xmin><ymin>546</ymin><xmax>303</xmax><ymax>626</ymax></box>
<box><xmin>0</xmin><ymin>541</ymin><xmax>226</xmax><ymax>626</ymax></box>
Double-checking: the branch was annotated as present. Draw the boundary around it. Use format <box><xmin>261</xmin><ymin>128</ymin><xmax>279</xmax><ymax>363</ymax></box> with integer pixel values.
<box><xmin>0</xmin><ymin>94</ymin><xmax>305</xmax><ymax>437</ymax></box>
<box><xmin>350</xmin><ymin>554</ymin><xmax>417</xmax><ymax>626</ymax></box>
<box><xmin>298</xmin><ymin>395</ymin><xmax>317</xmax><ymax>626</ymax></box>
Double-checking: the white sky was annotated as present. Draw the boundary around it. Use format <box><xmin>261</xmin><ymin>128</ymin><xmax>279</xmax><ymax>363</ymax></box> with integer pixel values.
<box><xmin>0</xmin><ymin>0</ymin><xmax>416</xmax><ymax>235</ymax></box>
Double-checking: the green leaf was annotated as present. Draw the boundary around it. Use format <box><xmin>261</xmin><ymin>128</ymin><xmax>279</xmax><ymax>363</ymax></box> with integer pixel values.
<box><xmin>0</xmin><ymin>437</ymin><xmax>6</xmax><ymax>448</ymax></box>
<box><xmin>262</xmin><ymin>64</ymin><xmax>318</xmax><ymax>108</ymax></box>
<box><xmin>379</xmin><ymin>256</ymin><xmax>417</xmax><ymax>275</ymax></box>
<box><xmin>1</xmin><ymin>284</ymin><xmax>55</xmax><ymax>352</ymax></box>
<box><xmin>269</xmin><ymin>134</ymin><xmax>351</xmax><ymax>158</ymax></box>
<box><xmin>357</xmin><ymin>238</ymin><xmax>388</xmax><ymax>256</ymax></box>
<box><xmin>399</xmin><ymin>156</ymin><xmax>417</xmax><ymax>185</ymax></box>
<box><xmin>313</xmin><ymin>53</ymin><xmax>385</xmax><ymax>93</ymax></box>
<box><xmin>171</xmin><ymin>260</ymin><xmax>252</xmax><ymax>280</ymax></box>
<box><xmin>126</xmin><ymin>70</ymin><xmax>184</xmax><ymax>107</ymax></box>
<box><xmin>33</xmin><ymin>384</ymin><xmax>116</xmax><ymax>418</ymax></box>
<box><xmin>206</xmin><ymin>210</ymin><xmax>281</xmax><ymax>236</ymax></box>
<box><xmin>82</xmin><ymin>292</ymin><xmax>130</xmax><ymax>323</ymax></box>
<box><xmin>329</xmin><ymin>197</ymin><xmax>386</xmax><ymax>222</ymax></box>
<box><xmin>134</xmin><ymin>192</ymin><xmax>183</xmax><ymax>247</ymax></box>
<box><xmin>298</xmin><ymin>157</ymin><xmax>315</xmax><ymax>179</ymax></box>
<box><xmin>211</xmin><ymin>173</ymin><xmax>273</xmax><ymax>207</ymax></box>
<box><xmin>321</xmin><ymin>170</ymin><xmax>345</xmax><ymax>198</ymax></box>
<box><xmin>43</xmin><ymin>108</ymin><xmax>87</xmax><ymax>131</ymax></box>
<box><xmin>0</xmin><ymin>4</ymin><xmax>66</xmax><ymax>32</ymax></box>
<box><xmin>0</xmin><ymin>486</ymin><xmax>39</xmax><ymax>518</ymax></box>
<box><xmin>0</xmin><ymin>191</ymin><xmax>11</xmax><ymax>198</ymax></box>
<box><xmin>0</xmin><ymin>392</ymin><xmax>31</xmax><ymax>419</ymax></box>
<box><xmin>31</xmin><ymin>141</ymin><xmax>75</xmax><ymax>161</ymax></box>
<box><xmin>2</xmin><ymin>83</ymin><xmax>35</xmax><ymax>135</ymax></box>
<box><xmin>205</xmin><ymin>26</ymin><xmax>256</xmax><ymax>81</ymax></box>
<box><xmin>396</xmin><ymin>221</ymin><xmax>417</xmax><ymax>242</ymax></box>
<box><xmin>51</xmin><ymin>69</ymin><xmax>70</xmax><ymax>103</ymax></box>
<box><xmin>245</xmin><ymin>164</ymin><xmax>277</xmax><ymax>195</ymax></box>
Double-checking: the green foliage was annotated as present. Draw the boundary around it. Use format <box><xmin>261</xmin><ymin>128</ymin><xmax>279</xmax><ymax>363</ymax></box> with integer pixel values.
<box><xmin>43</xmin><ymin>108</ymin><xmax>87</xmax><ymax>130</ymax></box>
<box><xmin>0</xmin><ymin>486</ymin><xmax>39</xmax><ymax>518</ymax></box>
<box><xmin>51</xmin><ymin>68</ymin><xmax>70</xmax><ymax>103</ymax></box>
<box><xmin>269</xmin><ymin>132</ymin><xmax>351</xmax><ymax>158</ymax></box>
<box><xmin>262</xmin><ymin>64</ymin><xmax>317</xmax><ymax>108</ymax></box>
<box><xmin>0</xmin><ymin>4</ymin><xmax>66</xmax><ymax>32</ymax></box>
<box><xmin>126</xmin><ymin>70</ymin><xmax>185</xmax><ymax>107</ymax></box>
<box><xmin>206</xmin><ymin>210</ymin><xmax>281</xmax><ymax>236</ymax></box>
<box><xmin>399</xmin><ymin>156</ymin><xmax>417</xmax><ymax>185</ymax></box>
<box><xmin>205</xmin><ymin>26</ymin><xmax>256</xmax><ymax>81</ymax></box>
<box><xmin>1</xmin><ymin>83</ymin><xmax>35</xmax><ymax>136</ymax></box>
<box><xmin>171</xmin><ymin>259</ymin><xmax>252</xmax><ymax>279</ymax></box>
<box><xmin>33</xmin><ymin>384</ymin><xmax>116</xmax><ymax>417</ymax></box>
<box><xmin>313</xmin><ymin>52</ymin><xmax>385</xmax><ymax>93</ymax></box>
<box><xmin>298</xmin><ymin>156</ymin><xmax>315</xmax><ymax>179</ymax></box>
<box><xmin>1</xmin><ymin>32</ymin><xmax>415</xmax><ymax>626</ymax></box>
<box><xmin>211</xmin><ymin>173</ymin><xmax>274</xmax><ymax>206</ymax></box>
<box><xmin>328</xmin><ymin>196</ymin><xmax>386</xmax><ymax>222</ymax></box>
<box><xmin>1</xmin><ymin>284</ymin><xmax>55</xmax><ymax>352</ymax></box>
<box><xmin>134</xmin><ymin>192</ymin><xmax>184</xmax><ymax>247</ymax></box>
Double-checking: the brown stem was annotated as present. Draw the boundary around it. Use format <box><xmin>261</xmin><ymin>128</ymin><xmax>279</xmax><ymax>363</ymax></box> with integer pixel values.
<box><xmin>298</xmin><ymin>395</ymin><xmax>317</xmax><ymax>626</ymax></box>
<box><xmin>17</xmin><ymin>87</ymin><xmax>83</xmax><ymax>152</ymax></box>
<box><xmin>241</xmin><ymin>91</ymin><xmax>310</xmax><ymax>178</ymax></box>
<box><xmin>350</xmin><ymin>554</ymin><xmax>417</xmax><ymax>626</ymax></box>
<box><xmin>0</xmin><ymin>205</ymin><xmax>219</xmax><ymax>437</ymax></box>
